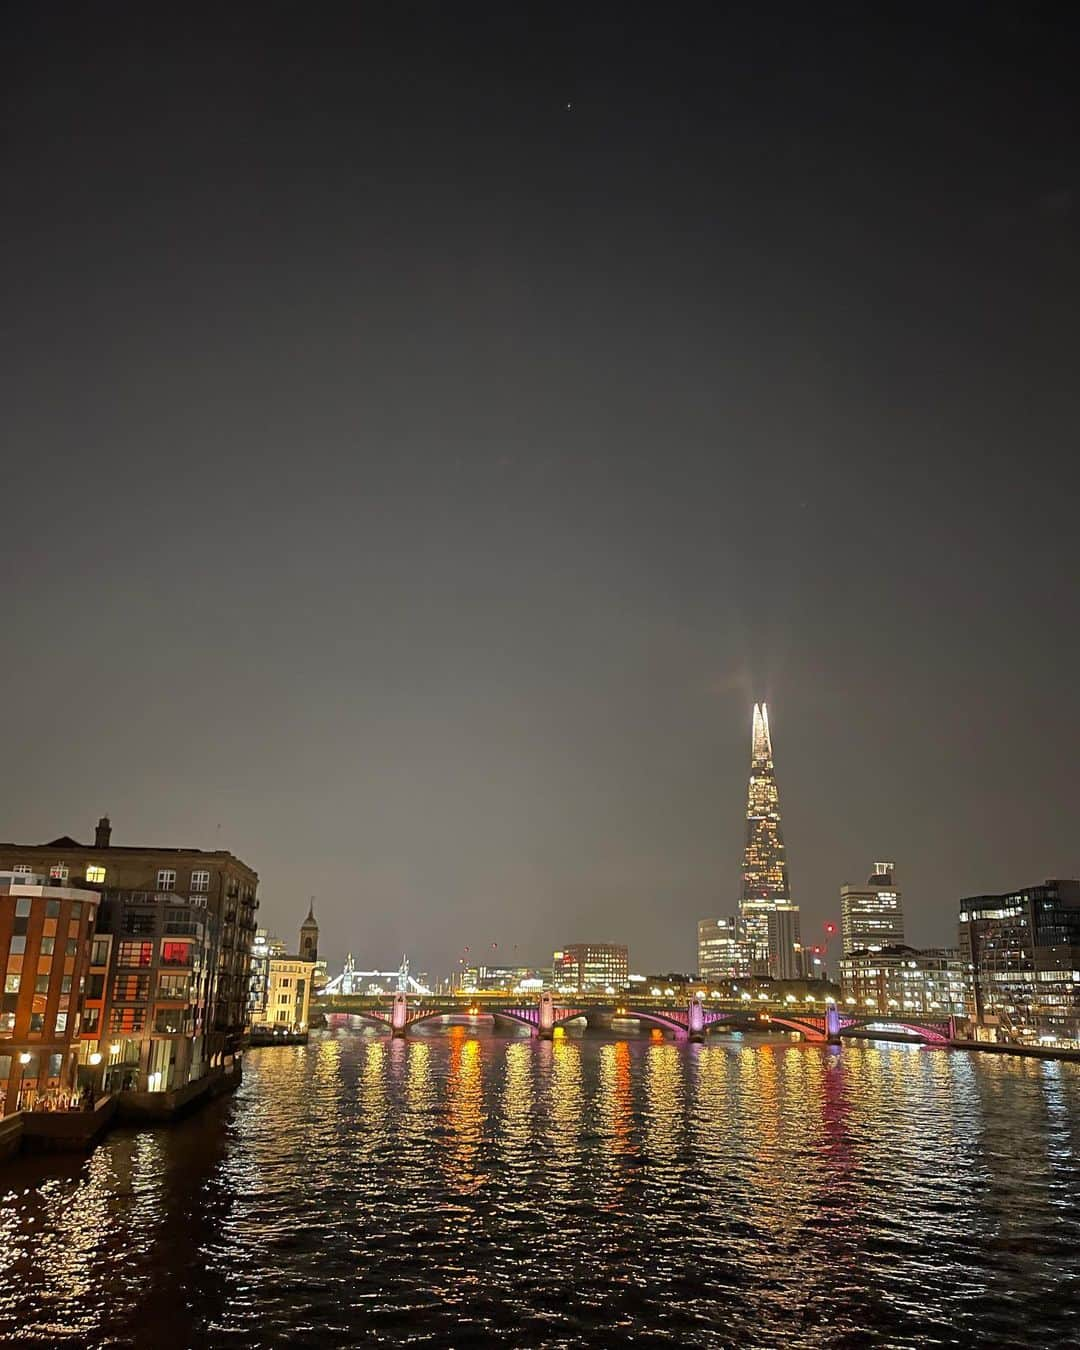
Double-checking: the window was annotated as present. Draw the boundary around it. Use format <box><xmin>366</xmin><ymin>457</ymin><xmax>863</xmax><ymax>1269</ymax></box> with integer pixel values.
<box><xmin>30</xmin><ymin>1013</ymin><xmax>44</xmax><ymax>1032</ymax></box>
<box><xmin>15</xmin><ymin>899</ymin><xmax>31</xmax><ymax>918</ymax></box>
<box><xmin>40</xmin><ymin>938</ymin><xmax>55</xmax><ymax>956</ymax></box>
<box><xmin>47</xmin><ymin>1053</ymin><xmax>63</xmax><ymax>1079</ymax></box>
<box><xmin>158</xmin><ymin>973</ymin><xmax>190</xmax><ymax>1000</ymax></box>
<box><xmin>108</xmin><ymin>1007</ymin><xmax>146</xmax><ymax>1034</ymax></box>
<box><xmin>86</xmin><ymin>974</ymin><xmax>104</xmax><ymax>999</ymax></box>
<box><xmin>156</xmin><ymin>869</ymin><xmax>176</xmax><ymax>891</ymax></box>
<box><xmin>61</xmin><ymin>976</ymin><xmax>72</xmax><ymax>994</ymax></box>
<box><xmin>3</xmin><ymin>975</ymin><xmax>19</xmax><ymax>994</ymax></box>
<box><xmin>83</xmin><ymin>1007</ymin><xmax>99</xmax><ymax>1032</ymax></box>
<box><xmin>154</xmin><ymin>1008</ymin><xmax>188</xmax><ymax>1034</ymax></box>
<box><xmin>278</xmin><ymin>993</ymin><xmax>290</xmax><ymax>1004</ymax></box>
<box><xmin>190</xmin><ymin>870</ymin><xmax>210</xmax><ymax>892</ymax></box>
<box><xmin>0</xmin><ymin>1014</ymin><xmax>14</xmax><ymax>1034</ymax></box>
<box><xmin>161</xmin><ymin>942</ymin><xmax>192</xmax><ymax>967</ymax></box>
<box><xmin>45</xmin><ymin>900</ymin><xmax>60</xmax><ymax>918</ymax></box>
<box><xmin>66</xmin><ymin>940</ymin><xmax>77</xmax><ymax>956</ymax></box>
<box><xmin>124</xmin><ymin>911</ymin><xmax>156</xmax><ymax>936</ymax></box>
<box><xmin>86</xmin><ymin>865</ymin><xmax>106</xmax><ymax>883</ymax></box>
<box><xmin>35</xmin><ymin>975</ymin><xmax>49</xmax><ymax>994</ymax></box>
<box><xmin>54</xmin><ymin>1012</ymin><xmax>67</xmax><ymax>1034</ymax></box>
<box><xmin>10</xmin><ymin>937</ymin><xmax>26</xmax><ymax>955</ymax></box>
<box><xmin>13</xmin><ymin>865</ymin><xmax>32</xmax><ymax>875</ymax></box>
<box><xmin>91</xmin><ymin>940</ymin><xmax>110</xmax><ymax>967</ymax></box>
<box><xmin>49</xmin><ymin>864</ymin><xmax>69</xmax><ymax>882</ymax></box>
<box><xmin>113</xmin><ymin>974</ymin><xmax>150</xmax><ymax>1002</ymax></box>
<box><xmin>116</xmin><ymin>942</ymin><xmax>153</xmax><ymax>967</ymax></box>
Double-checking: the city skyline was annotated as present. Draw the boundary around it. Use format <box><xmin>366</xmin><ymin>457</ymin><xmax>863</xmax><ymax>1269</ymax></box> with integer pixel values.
<box><xmin>4</xmin><ymin>8</ymin><xmax>1080</xmax><ymax>1348</ymax></box>
<box><xmin>4</xmin><ymin>4</ymin><xmax>1079</xmax><ymax>988</ymax></box>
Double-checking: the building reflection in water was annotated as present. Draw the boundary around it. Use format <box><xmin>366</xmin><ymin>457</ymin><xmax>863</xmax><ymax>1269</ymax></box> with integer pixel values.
<box><xmin>3</xmin><ymin>1032</ymin><xmax>1079</xmax><ymax>1348</ymax></box>
<box><xmin>500</xmin><ymin>1040</ymin><xmax>535</xmax><ymax>1182</ymax></box>
<box><xmin>642</xmin><ymin>1041</ymin><xmax>682</xmax><ymax>1168</ymax></box>
<box><xmin>444</xmin><ymin>1028</ymin><xmax>485</xmax><ymax>1193</ymax></box>
<box><xmin>595</xmin><ymin>1040</ymin><xmax>637</xmax><ymax>1206</ymax></box>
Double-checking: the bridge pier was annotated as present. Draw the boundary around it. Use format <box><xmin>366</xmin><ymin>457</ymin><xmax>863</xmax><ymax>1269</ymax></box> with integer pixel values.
<box><xmin>391</xmin><ymin>992</ymin><xmax>409</xmax><ymax>1038</ymax></box>
<box><xmin>537</xmin><ymin>992</ymin><xmax>555</xmax><ymax>1040</ymax></box>
<box><xmin>825</xmin><ymin>1004</ymin><xmax>842</xmax><ymax>1044</ymax></box>
<box><xmin>688</xmin><ymin>996</ymin><xmax>706</xmax><ymax>1043</ymax></box>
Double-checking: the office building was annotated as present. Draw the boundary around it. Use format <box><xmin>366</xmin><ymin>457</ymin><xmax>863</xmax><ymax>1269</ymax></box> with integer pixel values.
<box><xmin>0</xmin><ymin>818</ymin><xmax>259</xmax><ymax>1092</ymax></box>
<box><xmin>767</xmin><ymin>902</ymin><xmax>804</xmax><ymax>981</ymax></box>
<box><xmin>839</xmin><ymin>946</ymin><xmax>967</xmax><ymax>1017</ymax></box>
<box><xmin>253</xmin><ymin>909</ymin><xmax>317</xmax><ymax>1035</ymax></box>
<box><xmin>959</xmin><ymin>880</ymin><xmax>1080</xmax><ymax>1040</ymax></box>
<box><xmin>697</xmin><ymin>917</ymin><xmax>750</xmax><ymax>982</ymax></box>
<box><xmin>458</xmin><ymin>965</ymin><xmax>547</xmax><ymax>992</ymax></box>
<box><xmin>840</xmin><ymin>862</ymin><xmax>905</xmax><ymax>956</ymax></box>
<box><xmin>0</xmin><ymin>872</ymin><xmax>101</xmax><ymax>1115</ymax></box>
<box><xmin>739</xmin><ymin>704</ymin><xmax>792</xmax><ymax>974</ymax></box>
<box><xmin>553</xmin><ymin>944</ymin><xmax>629</xmax><ymax>994</ymax></box>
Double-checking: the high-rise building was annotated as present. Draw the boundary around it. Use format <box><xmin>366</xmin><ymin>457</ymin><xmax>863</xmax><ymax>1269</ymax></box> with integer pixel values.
<box><xmin>959</xmin><ymin>880</ymin><xmax>1080</xmax><ymax>1041</ymax></box>
<box><xmin>1</xmin><ymin>871</ymin><xmax>101</xmax><ymax>1115</ymax></box>
<box><xmin>841</xmin><ymin>862</ymin><xmax>905</xmax><ymax>955</ymax></box>
<box><xmin>739</xmin><ymin>703</ymin><xmax>794</xmax><ymax>974</ymax></box>
<box><xmin>697</xmin><ymin>917</ymin><xmax>750</xmax><ymax>982</ymax></box>
<box><xmin>767</xmin><ymin>902</ymin><xmax>804</xmax><ymax>981</ymax></box>
<box><xmin>553</xmin><ymin>944</ymin><xmax>629</xmax><ymax>994</ymax></box>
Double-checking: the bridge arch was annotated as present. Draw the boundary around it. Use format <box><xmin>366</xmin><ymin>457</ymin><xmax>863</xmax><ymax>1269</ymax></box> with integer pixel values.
<box><xmin>842</xmin><ymin>1017</ymin><xmax>954</xmax><ymax>1045</ymax></box>
<box><xmin>761</xmin><ymin>1014</ymin><xmax>831</xmax><ymax>1042</ymax></box>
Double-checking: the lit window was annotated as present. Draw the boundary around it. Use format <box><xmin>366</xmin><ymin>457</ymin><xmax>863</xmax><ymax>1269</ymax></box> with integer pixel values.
<box><xmin>50</xmin><ymin>864</ymin><xmax>69</xmax><ymax>882</ymax></box>
<box><xmin>157</xmin><ymin>870</ymin><xmax>177</xmax><ymax>891</ymax></box>
<box><xmin>116</xmin><ymin>941</ymin><xmax>154</xmax><ymax>968</ymax></box>
<box><xmin>13</xmin><ymin>864</ymin><xmax>32</xmax><ymax>875</ymax></box>
<box><xmin>190</xmin><ymin>870</ymin><xmax>210</xmax><ymax>892</ymax></box>
<box><xmin>86</xmin><ymin>865</ymin><xmax>106</xmax><ymax>884</ymax></box>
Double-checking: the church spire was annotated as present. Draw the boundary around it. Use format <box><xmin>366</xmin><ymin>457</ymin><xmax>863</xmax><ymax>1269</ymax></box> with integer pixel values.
<box><xmin>299</xmin><ymin>900</ymin><xmax>319</xmax><ymax>963</ymax></box>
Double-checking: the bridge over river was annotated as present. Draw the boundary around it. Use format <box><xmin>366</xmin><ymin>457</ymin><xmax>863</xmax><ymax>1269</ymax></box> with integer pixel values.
<box><xmin>315</xmin><ymin>991</ymin><xmax>962</xmax><ymax>1046</ymax></box>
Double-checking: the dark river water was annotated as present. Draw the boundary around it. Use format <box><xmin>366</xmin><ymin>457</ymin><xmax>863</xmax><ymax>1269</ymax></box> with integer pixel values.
<box><xmin>2</xmin><ymin>1025</ymin><xmax>1079</xmax><ymax>1348</ymax></box>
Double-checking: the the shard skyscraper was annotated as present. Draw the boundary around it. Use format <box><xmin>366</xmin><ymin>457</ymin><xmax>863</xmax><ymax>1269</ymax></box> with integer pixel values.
<box><xmin>739</xmin><ymin>703</ymin><xmax>795</xmax><ymax>974</ymax></box>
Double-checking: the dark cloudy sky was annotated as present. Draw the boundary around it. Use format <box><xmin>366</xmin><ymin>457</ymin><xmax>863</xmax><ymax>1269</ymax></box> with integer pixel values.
<box><xmin>3</xmin><ymin>4</ymin><xmax>1078</xmax><ymax>979</ymax></box>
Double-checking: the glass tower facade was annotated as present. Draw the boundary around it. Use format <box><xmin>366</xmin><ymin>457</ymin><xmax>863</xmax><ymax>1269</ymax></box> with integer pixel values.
<box><xmin>739</xmin><ymin>703</ymin><xmax>791</xmax><ymax>972</ymax></box>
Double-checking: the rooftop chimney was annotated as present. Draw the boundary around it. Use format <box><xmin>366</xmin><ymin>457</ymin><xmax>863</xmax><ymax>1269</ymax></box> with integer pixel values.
<box><xmin>95</xmin><ymin>816</ymin><xmax>112</xmax><ymax>849</ymax></box>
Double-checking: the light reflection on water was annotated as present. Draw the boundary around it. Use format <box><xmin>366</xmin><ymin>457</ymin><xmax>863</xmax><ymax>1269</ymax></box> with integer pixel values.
<box><xmin>1</xmin><ymin>1029</ymin><xmax>1079</xmax><ymax>1348</ymax></box>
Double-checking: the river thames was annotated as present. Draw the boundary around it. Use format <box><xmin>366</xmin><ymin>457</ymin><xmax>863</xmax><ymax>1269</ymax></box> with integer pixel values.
<box><xmin>1</xmin><ymin>1026</ymin><xmax>1079</xmax><ymax>1348</ymax></box>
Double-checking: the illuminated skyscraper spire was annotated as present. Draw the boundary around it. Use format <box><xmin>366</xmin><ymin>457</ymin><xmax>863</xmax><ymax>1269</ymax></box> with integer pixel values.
<box><xmin>740</xmin><ymin>702</ymin><xmax>791</xmax><ymax>972</ymax></box>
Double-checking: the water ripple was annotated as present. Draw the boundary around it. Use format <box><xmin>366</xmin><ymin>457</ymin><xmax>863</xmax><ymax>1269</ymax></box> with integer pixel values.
<box><xmin>1</xmin><ymin>1029</ymin><xmax>1079</xmax><ymax>1348</ymax></box>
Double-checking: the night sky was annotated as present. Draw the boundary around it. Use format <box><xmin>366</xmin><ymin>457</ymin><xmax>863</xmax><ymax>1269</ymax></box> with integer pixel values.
<box><xmin>4</xmin><ymin>5</ymin><xmax>1078</xmax><ymax>980</ymax></box>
